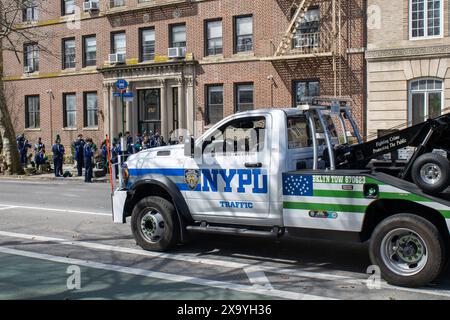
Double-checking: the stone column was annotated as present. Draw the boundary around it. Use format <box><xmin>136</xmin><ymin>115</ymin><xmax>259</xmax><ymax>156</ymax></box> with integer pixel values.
<box><xmin>159</xmin><ymin>79</ymin><xmax>168</xmax><ymax>138</ymax></box>
<box><xmin>109</xmin><ymin>83</ymin><xmax>117</xmax><ymax>138</ymax></box>
<box><xmin>177</xmin><ymin>78</ymin><xmax>185</xmax><ymax>131</ymax></box>
<box><xmin>186</xmin><ymin>77</ymin><xmax>194</xmax><ymax>135</ymax></box>
<box><xmin>126</xmin><ymin>83</ymin><xmax>133</xmax><ymax>134</ymax></box>
<box><xmin>103</xmin><ymin>83</ymin><xmax>110</xmax><ymax>140</ymax></box>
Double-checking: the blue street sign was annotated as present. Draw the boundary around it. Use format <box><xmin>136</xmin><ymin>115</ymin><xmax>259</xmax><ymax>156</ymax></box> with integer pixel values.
<box><xmin>113</xmin><ymin>92</ymin><xmax>122</xmax><ymax>97</ymax></box>
<box><xmin>123</xmin><ymin>92</ymin><xmax>134</xmax><ymax>98</ymax></box>
<box><xmin>115</xmin><ymin>79</ymin><xmax>129</xmax><ymax>91</ymax></box>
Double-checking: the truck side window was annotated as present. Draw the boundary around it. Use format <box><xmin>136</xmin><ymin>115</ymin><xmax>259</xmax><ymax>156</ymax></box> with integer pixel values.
<box><xmin>203</xmin><ymin>116</ymin><xmax>266</xmax><ymax>155</ymax></box>
<box><xmin>287</xmin><ymin>116</ymin><xmax>311</xmax><ymax>149</ymax></box>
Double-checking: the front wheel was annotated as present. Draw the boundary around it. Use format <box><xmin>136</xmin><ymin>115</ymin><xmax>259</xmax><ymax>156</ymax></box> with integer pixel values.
<box><xmin>369</xmin><ymin>214</ymin><xmax>445</xmax><ymax>287</ymax></box>
<box><xmin>131</xmin><ymin>196</ymin><xmax>180</xmax><ymax>252</ymax></box>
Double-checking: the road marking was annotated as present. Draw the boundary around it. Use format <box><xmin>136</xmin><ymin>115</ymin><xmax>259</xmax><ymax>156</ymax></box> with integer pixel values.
<box><xmin>0</xmin><ymin>246</ymin><xmax>332</xmax><ymax>300</ymax></box>
<box><xmin>244</xmin><ymin>266</ymin><xmax>274</xmax><ymax>290</ymax></box>
<box><xmin>0</xmin><ymin>206</ymin><xmax>17</xmax><ymax>211</ymax></box>
<box><xmin>0</xmin><ymin>204</ymin><xmax>110</xmax><ymax>217</ymax></box>
<box><xmin>2</xmin><ymin>230</ymin><xmax>450</xmax><ymax>298</ymax></box>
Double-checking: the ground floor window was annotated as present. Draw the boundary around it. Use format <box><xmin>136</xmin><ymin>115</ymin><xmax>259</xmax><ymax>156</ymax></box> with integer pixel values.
<box><xmin>409</xmin><ymin>78</ymin><xmax>443</xmax><ymax>125</ymax></box>
<box><xmin>293</xmin><ymin>80</ymin><xmax>320</xmax><ymax>106</ymax></box>
<box><xmin>84</xmin><ymin>92</ymin><xmax>98</xmax><ymax>128</ymax></box>
<box><xmin>63</xmin><ymin>93</ymin><xmax>76</xmax><ymax>128</ymax></box>
<box><xmin>206</xmin><ymin>85</ymin><xmax>224</xmax><ymax>125</ymax></box>
<box><xmin>25</xmin><ymin>95</ymin><xmax>40</xmax><ymax>129</ymax></box>
<box><xmin>138</xmin><ymin>89</ymin><xmax>161</xmax><ymax>134</ymax></box>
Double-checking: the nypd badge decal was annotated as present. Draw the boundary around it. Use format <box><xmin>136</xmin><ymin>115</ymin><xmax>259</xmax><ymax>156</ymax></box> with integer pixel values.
<box><xmin>184</xmin><ymin>169</ymin><xmax>200</xmax><ymax>191</ymax></box>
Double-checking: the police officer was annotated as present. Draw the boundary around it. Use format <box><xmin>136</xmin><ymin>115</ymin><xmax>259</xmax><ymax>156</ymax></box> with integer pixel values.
<box><xmin>125</xmin><ymin>131</ymin><xmax>134</xmax><ymax>155</ymax></box>
<box><xmin>34</xmin><ymin>137</ymin><xmax>46</xmax><ymax>171</ymax></box>
<box><xmin>84</xmin><ymin>138</ymin><xmax>94</xmax><ymax>183</ymax></box>
<box><xmin>22</xmin><ymin>139</ymin><xmax>32</xmax><ymax>166</ymax></box>
<box><xmin>52</xmin><ymin>135</ymin><xmax>65</xmax><ymax>177</ymax></box>
<box><xmin>73</xmin><ymin>134</ymin><xmax>85</xmax><ymax>176</ymax></box>
<box><xmin>111</xmin><ymin>138</ymin><xmax>120</xmax><ymax>179</ymax></box>
<box><xmin>16</xmin><ymin>134</ymin><xmax>26</xmax><ymax>166</ymax></box>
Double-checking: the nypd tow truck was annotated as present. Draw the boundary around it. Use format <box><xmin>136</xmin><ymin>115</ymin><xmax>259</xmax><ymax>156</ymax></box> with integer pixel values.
<box><xmin>112</xmin><ymin>99</ymin><xmax>450</xmax><ymax>288</ymax></box>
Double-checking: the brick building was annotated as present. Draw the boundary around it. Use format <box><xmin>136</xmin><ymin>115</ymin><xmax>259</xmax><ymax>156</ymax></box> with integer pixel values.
<box><xmin>3</xmin><ymin>0</ymin><xmax>366</xmax><ymax>147</ymax></box>
<box><xmin>366</xmin><ymin>0</ymin><xmax>450</xmax><ymax>136</ymax></box>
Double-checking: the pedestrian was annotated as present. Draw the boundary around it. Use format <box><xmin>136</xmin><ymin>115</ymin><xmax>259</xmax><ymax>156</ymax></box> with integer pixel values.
<box><xmin>22</xmin><ymin>139</ymin><xmax>32</xmax><ymax>166</ymax></box>
<box><xmin>142</xmin><ymin>135</ymin><xmax>151</xmax><ymax>150</ymax></box>
<box><xmin>52</xmin><ymin>135</ymin><xmax>65</xmax><ymax>177</ymax></box>
<box><xmin>73</xmin><ymin>134</ymin><xmax>85</xmax><ymax>176</ymax></box>
<box><xmin>16</xmin><ymin>134</ymin><xmax>26</xmax><ymax>166</ymax></box>
<box><xmin>101</xmin><ymin>140</ymin><xmax>108</xmax><ymax>174</ymax></box>
<box><xmin>111</xmin><ymin>138</ymin><xmax>120</xmax><ymax>179</ymax></box>
<box><xmin>34</xmin><ymin>137</ymin><xmax>46</xmax><ymax>171</ymax></box>
<box><xmin>125</xmin><ymin>131</ymin><xmax>134</xmax><ymax>155</ymax></box>
<box><xmin>84</xmin><ymin>138</ymin><xmax>94</xmax><ymax>183</ymax></box>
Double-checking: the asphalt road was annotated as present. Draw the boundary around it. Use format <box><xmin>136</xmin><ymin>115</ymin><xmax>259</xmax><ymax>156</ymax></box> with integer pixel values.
<box><xmin>0</xmin><ymin>179</ymin><xmax>449</xmax><ymax>300</ymax></box>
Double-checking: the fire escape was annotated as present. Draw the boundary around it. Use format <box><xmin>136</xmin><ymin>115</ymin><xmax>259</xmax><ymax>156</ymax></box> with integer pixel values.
<box><xmin>264</xmin><ymin>0</ymin><xmax>344</xmax><ymax>99</ymax></box>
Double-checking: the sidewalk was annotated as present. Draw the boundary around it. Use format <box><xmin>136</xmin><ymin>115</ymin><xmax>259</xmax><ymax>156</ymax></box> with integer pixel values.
<box><xmin>0</xmin><ymin>165</ymin><xmax>110</xmax><ymax>183</ymax></box>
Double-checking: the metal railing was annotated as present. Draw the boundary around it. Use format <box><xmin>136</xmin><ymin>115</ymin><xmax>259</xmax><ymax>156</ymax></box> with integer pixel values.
<box><xmin>292</xmin><ymin>32</ymin><xmax>320</xmax><ymax>53</ymax></box>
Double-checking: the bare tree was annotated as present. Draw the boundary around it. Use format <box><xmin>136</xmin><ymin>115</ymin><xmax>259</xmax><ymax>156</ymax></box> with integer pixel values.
<box><xmin>0</xmin><ymin>0</ymin><xmax>50</xmax><ymax>174</ymax></box>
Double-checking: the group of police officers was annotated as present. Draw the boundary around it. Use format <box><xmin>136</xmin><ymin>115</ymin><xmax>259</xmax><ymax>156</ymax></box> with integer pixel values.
<box><xmin>16</xmin><ymin>129</ymin><xmax>177</xmax><ymax>183</ymax></box>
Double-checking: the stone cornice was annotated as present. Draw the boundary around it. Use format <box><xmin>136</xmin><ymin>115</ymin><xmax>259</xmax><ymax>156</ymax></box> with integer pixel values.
<box><xmin>366</xmin><ymin>45</ymin><xmax>450</xmax><ymax>61</ymax></box>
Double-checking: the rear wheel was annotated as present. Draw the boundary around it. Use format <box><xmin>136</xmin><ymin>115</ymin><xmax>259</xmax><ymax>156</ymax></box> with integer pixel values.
<box><xmin>411</xmin><ymin>153</ymin><xmax>450</xmax><ymax>194</ymax></box>
<box><xmin>369</xmin><ymin>214</ymin><xmax>444</xmax><ymax>287</ymax></box>
<box><xmin>131</xmin><ymin>196</ymin><xmax>179</xmax><ymax>252</ymax></box>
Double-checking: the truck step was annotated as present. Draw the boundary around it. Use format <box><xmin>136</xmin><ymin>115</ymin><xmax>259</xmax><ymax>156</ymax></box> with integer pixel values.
<box><xmin>186</xmin><ymin>225</ymin><xmax>281</xmax><ymax>238</ymax></box>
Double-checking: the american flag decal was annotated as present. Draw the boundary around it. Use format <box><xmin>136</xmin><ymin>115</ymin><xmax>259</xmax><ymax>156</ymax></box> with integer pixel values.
<box><xmin>283</xmin><ymin>174</ymin><xmax>313</xmax><ymax>196</ymax></box>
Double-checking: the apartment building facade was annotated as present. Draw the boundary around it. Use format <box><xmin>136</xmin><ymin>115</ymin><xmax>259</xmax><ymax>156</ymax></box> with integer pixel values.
<box><xmin>366</xmin><ymin>0</ymin><xmax>450</xmax><ymax>136</ymax></box>
<box><xmin>3</xmin><ymin>0</ymin><xmax>366</xmax><ymax>146</ymax></box>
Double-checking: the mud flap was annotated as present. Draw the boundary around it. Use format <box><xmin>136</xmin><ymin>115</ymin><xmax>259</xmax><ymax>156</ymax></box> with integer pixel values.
<box><xmin>112</xmin><ymin>190</ymin><xmax>127</xmax><ymax>223</ymax></box>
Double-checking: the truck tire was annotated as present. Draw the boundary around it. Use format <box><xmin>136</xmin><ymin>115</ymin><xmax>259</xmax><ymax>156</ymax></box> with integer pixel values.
<box><xmin>412</xmin><ymin>153</ymin><xmax>450</xmax><ymax>194</ymax></box>
<box><xmin>369</xmin><ymin>214</ymin><xmax>444</xmax><ymax>287</ymax></box>
<box><xmin>131</xmin><ymin>196</ymin><xmax>180</xmax><ymax>252</ymax></box>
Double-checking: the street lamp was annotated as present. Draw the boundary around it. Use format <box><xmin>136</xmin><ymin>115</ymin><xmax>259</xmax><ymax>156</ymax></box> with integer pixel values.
<box><xmin>46</xmin><ymin>90</ymin><xmax>55</xmax><ymax>142</ymax></box>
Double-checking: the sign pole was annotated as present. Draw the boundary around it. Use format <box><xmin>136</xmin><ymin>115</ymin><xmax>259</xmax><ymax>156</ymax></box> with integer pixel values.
<box><xmin>122</xmin><ymin>92</ymin><xmax>125</xmax><ymax>135</ymax></box>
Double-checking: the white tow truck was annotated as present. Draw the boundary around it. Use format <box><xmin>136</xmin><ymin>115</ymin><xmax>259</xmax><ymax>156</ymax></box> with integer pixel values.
<box><xmin>112</xmin><ymin>99</ymin><xmax>450</xmax><ymax>287</ymax></box>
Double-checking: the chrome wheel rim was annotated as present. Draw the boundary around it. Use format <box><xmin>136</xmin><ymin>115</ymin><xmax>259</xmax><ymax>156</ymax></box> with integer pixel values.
<box><xmin>420</xmin><ymin>163</ymin><xmax>442</xmax><ymax>185</ymax></box>
<box><xmin>380</xmin><ymin>228</ymin><xmax>428</xmax><ymax>276</ymax></box>
<box><xmin>140</xmin><ymin>208</ymin><xmax>165</xmax><ymax>243</ymax></box>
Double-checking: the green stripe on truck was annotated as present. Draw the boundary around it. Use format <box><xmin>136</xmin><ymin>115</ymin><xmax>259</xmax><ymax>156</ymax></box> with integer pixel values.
<box><xmin>283</xmin><ymin>201</ymin><xmax>367</xmax><ymax>213</ymax></box>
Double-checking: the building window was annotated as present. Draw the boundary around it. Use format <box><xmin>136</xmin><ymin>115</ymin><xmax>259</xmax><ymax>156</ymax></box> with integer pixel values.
<box><xmin>235</xmin><ymin>15</ymin><xmax>253</xmax><ymax>53</ymax></box>
<box><xmin>409</xmin><ymin>78</ymin><xmax>443</xmax><ymax>125</ymax></box>
<box><xmin>112</xmin><ymin>32</ymin><xmax>126</xmax><ymax>54</ymax></box>
<box><xmin>410</xmin><ymin>0</ymin><xmax>442</xmax><ymax>38</ymax></box>
<box><xmin>23</xmin><ymin>0</ymin><xmax>38</xmax><ymax>22</ymax></box>
<box><xmin>206</xmin><ymin>85</ymin><xmax>224</xmax><ymax>125</ymax></box>
<box><xmin>140</xmin><ymin>28</ymin><xmax>155</xmax><ymax>62</ymax></box>
<box><xmin>293</xmin><ymin>7</ymin><xmax>320</xmax><ymax>51</ymax></box>
<box><xmin>170</xmin><ymin>24</ymin><xmax>186</xmax><ymax>48</ymax></box>
<box><xmin>205</xmin><ymin>19</ymin><xmax>223</xmax><ymax>56</ymax></box>
<box><xmin>24</xmin><ymin>43</ymin><xmax>39</xmax><ymax>72</ymax></box>
<box><xmin>62</xmin><ymin>0</ymin><xmax>75</xmax><ymax>15</ymax></box>
<box><xmin>110</xmin><ymin>0</ymin><xmax>125</xmax><ymax>8</ymax></box>
<box><xmin>235</xmin><ymin>83</ymin><xmax>254</xmax><ymax>112</ymax></box>
<box><xmin>83</xmin><ymin>36</ymin><xmax>96</xmax><ymax>67</ymax></box>
<box><xmin>63</xmin><ymin>93</ymin><xmax>77</xmax><ymax>128</ymax></box>
<box><xmin>84</xmin><ymin>92</ymin><xmax>98</xmax><ymax>128</ymax></box>
<box><xmin>63</xmin><ymin>38</ymin><xmax>76</xmax><ymax>69</ymax></box>
<box><xmin>25</xmin><ymin>95</ymin><xmax>40</xmax><ymax>129</ymax></box>
<box><xmin>294</xmin><ymin>80</ymin><xmax>320</xmax><ymax>105</ymax></box>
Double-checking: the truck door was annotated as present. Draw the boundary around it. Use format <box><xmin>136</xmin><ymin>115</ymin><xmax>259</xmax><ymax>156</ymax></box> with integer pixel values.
<box><xmin>184</xmin><ymin>115</ymin><xmax>271</xmax><ymax>220</ymax></box>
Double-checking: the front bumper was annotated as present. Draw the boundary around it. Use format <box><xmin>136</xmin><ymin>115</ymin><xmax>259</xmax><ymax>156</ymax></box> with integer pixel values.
<box><xmin>112</xmin><ymin>190</ymin><xmax>128</xmax><ymax>223</ymax></box>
